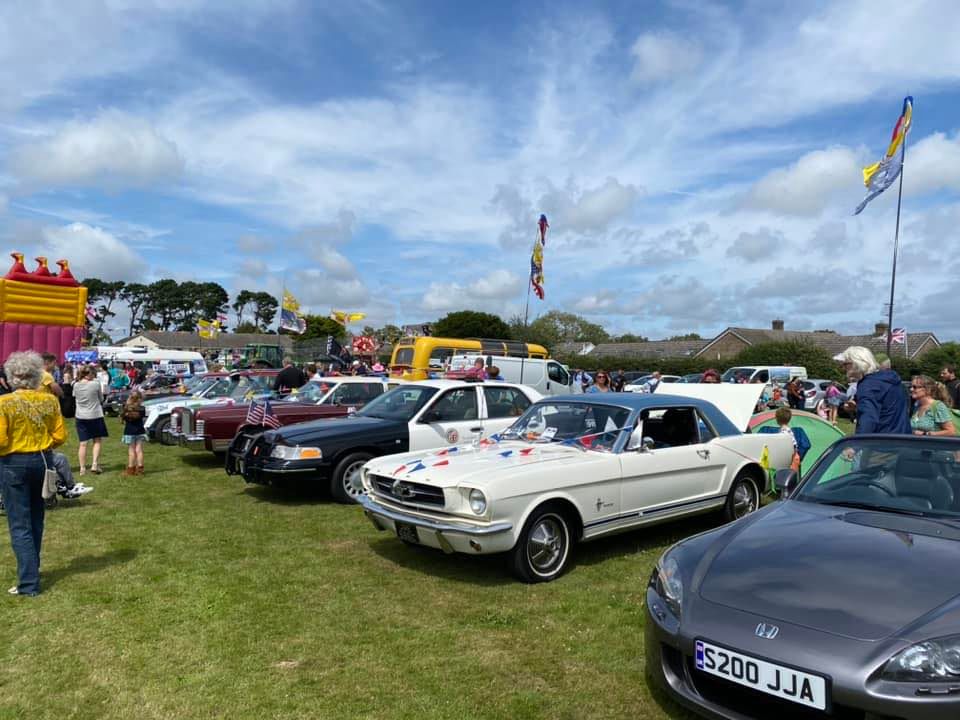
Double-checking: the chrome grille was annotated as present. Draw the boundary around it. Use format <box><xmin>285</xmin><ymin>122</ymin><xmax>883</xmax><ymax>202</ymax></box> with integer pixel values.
<box><xmin>180</xmin><ymin>408</ymin><xmax>193</xmax><ymax>435</ymax></box>
<box><xmin>370</xmin><ymin>474</ymin><xmax>445</xmax><ymax>507</ymax></box>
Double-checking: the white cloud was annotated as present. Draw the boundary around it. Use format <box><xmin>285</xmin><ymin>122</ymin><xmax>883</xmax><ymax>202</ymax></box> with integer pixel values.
<box><xmin>38</xmin><ymin>223</ymin><xmax>146</xmax><ymax>282</ymax></box>
<box><xmin>421</xmin><ymin>270</ymin><xmax>522</xmax><ymax>313</ymax></box>
<box><xmin>630</xmin><ymin>32</ymin><xmax>702</xmax><ymax>85</ymax></box>
<box><xmin>726</xmin><ymin>227</ymin><xmax>786</xmax><ymax>261</ymax></box>
<box><xmin>11</xmin><ymin>110</ymin><xmax>184</xmax><ymax>191</ymax></box>
<box><xmin>744</xmin><ymin>147</ymin><xmax>861</xmax><ymax>216</ymax></box>
<box><xmin>907</xmin><ymin>131</ymin><xmax>960</xmax><ymax>196</ymax></box>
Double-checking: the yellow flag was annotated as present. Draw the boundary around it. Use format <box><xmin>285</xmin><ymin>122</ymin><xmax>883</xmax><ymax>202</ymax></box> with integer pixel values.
<box><xmin>330</xmin><ymin>310</ymin><xmax>366</xmax><ymax>325</ymax></box>
<box><xmin>759</xmin><ymin>445</ymin><xmax>770</xmax><ymax>471</ymax></box>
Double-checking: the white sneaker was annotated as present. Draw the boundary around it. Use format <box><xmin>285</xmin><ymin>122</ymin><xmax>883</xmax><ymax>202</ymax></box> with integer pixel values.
<box><xmin>64</xmin><ymin>486</ymin><xmax>94</xmax><ymax>498</ymax></box>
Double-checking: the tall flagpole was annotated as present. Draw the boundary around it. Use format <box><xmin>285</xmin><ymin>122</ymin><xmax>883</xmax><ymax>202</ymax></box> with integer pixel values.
<box><xmin>885</xmin><ymin>133</ymin><xmax>907</xmax><ymax>358</ymax></box>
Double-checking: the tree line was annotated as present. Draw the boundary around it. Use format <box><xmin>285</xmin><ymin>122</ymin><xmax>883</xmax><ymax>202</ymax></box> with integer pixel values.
<box><xmin>83</xmin><ymin>279</ymin><xmax>279</xmax><ymax>342</ymax></box>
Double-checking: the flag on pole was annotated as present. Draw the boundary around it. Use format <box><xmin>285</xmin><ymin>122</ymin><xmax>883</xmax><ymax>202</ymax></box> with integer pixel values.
<box><xmin>262</xmin><ymin>400</ymin><xmax>282</xmax><ymax>429</ymax></box>
<box><xmin>198</xmin><ymin>318</ymin><xmax>221</xmax><ymax>339</ymax></box>
<box><xmin>529</xmin><ymin>214</ymin><xmax>548</xmax><ymax>300</ymax></box>
<box><xmin>216</xmin><ymin>312</ymin><xmax>229</xmax><ymax>324</ymax></box>
<box><xmin>245</xmin><ymin>400</ymin><xmax>264</xmax><ymax>426</ymax></box>
<box><xmin>330</xmin><ymin>310</ymin><xmax>366</xmax><ymax>325</ymax></box>
<box><xmin>280</xmin><ymin>290</ymin><xmax>307</xmax><ymax>334</ymax></box>
<box><xmin>854</xmin><ymin>96</ymin><xmax>913</xmax><ymax>215</ymax></box>
<box><xmin>875</xmin><ymin>327</ymin><xmax>906</xmax><ymax>344</ymax></box>
<box><xmin>85</xmin><ymin>305</ymin><xmax>97</xmax><ymax>321</ymax></box>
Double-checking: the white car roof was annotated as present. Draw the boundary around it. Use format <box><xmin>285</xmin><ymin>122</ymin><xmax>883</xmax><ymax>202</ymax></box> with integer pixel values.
<box><xmin>412</xmin><ymin>379</ymin><xmax>540</xmax><ymax>396</ymax></box>
<box><xmin>313</xmin><ymin>376</ymin><xmax>387</xmax><ymax>384</ymax></box>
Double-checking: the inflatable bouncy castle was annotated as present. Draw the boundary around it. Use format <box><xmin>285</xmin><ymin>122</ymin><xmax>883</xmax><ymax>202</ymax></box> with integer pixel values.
<box><xmin>0</xmin><ymin>253</ymin><xmax>88</xmax><ymax>362</ymax></box>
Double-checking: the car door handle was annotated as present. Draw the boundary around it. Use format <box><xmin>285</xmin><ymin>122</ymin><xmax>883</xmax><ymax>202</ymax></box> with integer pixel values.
<box><xmin>469</xmin><ymin>426</ymin><xmax>483</xmax><ymax>432</ymax></box>
<box><xmin>697</xmin><ymin>449</ymin><xmax>710</xmax><ymax>459</ymax></box>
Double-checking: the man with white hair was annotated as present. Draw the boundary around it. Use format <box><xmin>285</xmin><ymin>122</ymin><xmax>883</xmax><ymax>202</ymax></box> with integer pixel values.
<box><xmin>834</xmin><ymin>346</ymin><xmax>910</xmax><ymax>434</ymax></box>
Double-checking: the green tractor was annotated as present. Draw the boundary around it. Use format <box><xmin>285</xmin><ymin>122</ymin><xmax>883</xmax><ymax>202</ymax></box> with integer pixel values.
<box><xmin>234</xmin><ymin>343</ymin><xmax>285</xmax><ymax>369</ymax></box>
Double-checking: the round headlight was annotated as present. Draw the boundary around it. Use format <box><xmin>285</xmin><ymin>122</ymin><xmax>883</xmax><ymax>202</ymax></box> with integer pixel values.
<box><xmin>468</xmin><ymin>489</ymin><xmax>487</xmax><ymax>515</ymax></box>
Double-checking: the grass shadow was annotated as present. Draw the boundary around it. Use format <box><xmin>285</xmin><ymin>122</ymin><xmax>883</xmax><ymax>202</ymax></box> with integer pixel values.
<box><xmin>574</xmin><ymin>514</ymin><xmax>721</xmax><ymax>569</ymax></box>
<box><xmin>177</xmin><ymin>453</ymin><xmax>227</xmax><ymax>469</ymax></box>
<box><xmin>43</xmin><ymin>548</ymin><xmax>139</xmax><ymax>590</ymax></box>
<box><xmin>241</xmin><ymin>483</ymin><xmax>332</xmax><ymax>506</ymax></box>
<box><xmin>367</xmin><ymin>536</ymin><xmax>513</xmax><ymax>587</ymax></box>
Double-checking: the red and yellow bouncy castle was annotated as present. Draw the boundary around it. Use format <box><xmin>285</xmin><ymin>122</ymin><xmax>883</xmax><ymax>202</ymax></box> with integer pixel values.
<box><xmin>0</xmin><ymin>253</ymin><xmax>88</xmax><ymax>362</ymax></box>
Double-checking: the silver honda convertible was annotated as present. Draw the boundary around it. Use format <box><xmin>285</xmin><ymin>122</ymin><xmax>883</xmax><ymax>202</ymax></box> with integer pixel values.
<box><xmin>645</xmin><ymin>434</ymin><xmax>960</xmax><ymax>720</ymax></box>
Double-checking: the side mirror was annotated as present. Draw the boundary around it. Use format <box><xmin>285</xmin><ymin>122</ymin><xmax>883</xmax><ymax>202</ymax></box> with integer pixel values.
<box><xmin>774</xmin><ymin>469</ymin><xmax>799</xmax><ymax>498</ymax></box>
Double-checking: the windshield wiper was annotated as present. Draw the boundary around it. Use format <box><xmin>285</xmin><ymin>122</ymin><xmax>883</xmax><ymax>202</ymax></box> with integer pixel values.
<box><xmin>804</xmin><ymin>498</ymin><xmax>929</xmax><ymax>517</ymax></box>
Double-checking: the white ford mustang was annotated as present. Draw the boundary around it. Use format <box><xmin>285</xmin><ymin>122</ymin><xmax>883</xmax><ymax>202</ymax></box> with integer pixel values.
<box><xmin>359</xmin><ymin>387</ymin><xmax>795</xmax><ymax>582</ymax></box>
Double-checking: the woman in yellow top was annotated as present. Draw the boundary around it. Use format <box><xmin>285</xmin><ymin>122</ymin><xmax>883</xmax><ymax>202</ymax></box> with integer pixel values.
<box><xmin>0</xmin><ymin>352</ymin><xmax>66</xmax><ymax>596</ymax></box>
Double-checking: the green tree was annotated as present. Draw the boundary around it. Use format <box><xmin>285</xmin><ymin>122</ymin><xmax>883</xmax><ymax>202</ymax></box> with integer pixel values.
<box><xmin>195</xmin><ymin>282</ymin><xmax>229</xmax><ymax>324</ymax></box>
<box><xmin>667</xmin><ymin>333</ymin><xmax>702</xmax><ymax>341</ymax></box>
<box><xmin>916</xmin><ymin>342</ymin><xmax>960</xmax><ymax>378</ymax></box>
<box><xmin>252</xmin><ymin>292</ymin><xmax>279</xmax><ymax>331</ymax></box>
<box><xmin>615</xmin><ymin>333</ymin><xmax>650</xmax><ymax>343</ymax></box>
<box><xmin>233</xmin><ymin>321</ymin><xmax>261</xmax><ymax>334</ymax></box>
<box><xmin>83</xmin><ymin>278</ymin><xmax>126</xmax><ymax>337</ymax></box>
<box><xmin>120</xmin><ymin>282</ymin><xmax>151</xmax><ymax>336</ymax></box>
<box><xmin>232</xmin><ymin>289</ymin><xmax>258</xmax><ymax>326</ymax></box>
<box><xmin>521</xmin><ymin>310</ymin><xmax>609</xmax><ymax>349</ymax></box>
<box><xmin>294</xmin><ymin>315</ymin><xmax>347</xmax><ymax>342</ymax></box>
<box><xmin>146</xmin><ymin>279</ymin><xmax>181</xmax><ymax>331</ymax></box>
<box><xmin>374</xmin><ymin>324</ymin><xmax>403</xmax><ymax>346</ymax></box>
<box><xmin>433</xmin><ymin>310</ymin><xmax>511</xmax><ymax>340</ymax></box>
<box><xmin>732</xmin><ymin>340</ymin><xmax>840</xmax><ymax>381</ymax></box>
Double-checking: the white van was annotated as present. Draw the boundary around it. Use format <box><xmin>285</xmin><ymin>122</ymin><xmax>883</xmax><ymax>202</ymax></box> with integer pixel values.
<box><xmin>111</xmin><ymin>349</ymin><xmax>209</xmax><ymax>376</ymax></box>
<box><xmin>448</xmin><ymin>354</ymin><xmax>575</xmax><ymax>396</ymax></box>
<box><xmin>721</xmin><ymin>365</ymin><xmax>807</xmax><ymax>385</ymax></box>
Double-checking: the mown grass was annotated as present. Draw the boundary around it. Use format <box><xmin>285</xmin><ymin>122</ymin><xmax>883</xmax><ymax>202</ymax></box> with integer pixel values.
<box><xmin>0</xmin><ymin>420</ymin><xmax>713</xmax><ymax>720</ymax></box>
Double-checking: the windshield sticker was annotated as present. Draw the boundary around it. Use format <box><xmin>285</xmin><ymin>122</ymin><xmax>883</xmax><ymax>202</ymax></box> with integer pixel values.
<box><xmin>542</xmin><ymin>427</ymin><xmax>557</xmax><ymax>440</ymax></box>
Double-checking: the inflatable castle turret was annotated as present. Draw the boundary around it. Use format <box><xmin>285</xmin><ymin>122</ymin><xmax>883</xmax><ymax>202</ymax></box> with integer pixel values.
<box><xmin>0</xmin><ymin>252</ymin><xmax>88</xmax><ymax>362</ymax></box>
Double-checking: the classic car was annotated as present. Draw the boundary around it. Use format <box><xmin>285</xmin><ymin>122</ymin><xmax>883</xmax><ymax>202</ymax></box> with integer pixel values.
<box><xmin>229</xmin><ymin>379</ymin><xmax>541</xmax><ymax>503</ymax></box>
<box><xmin>172</xmin><ymin>376</ymin><xmax>392</xmax><ymax>455</ymax></box>
<box><xmin>146</xmin><ymin>370</ymin><xmax>277</xmax><ymax>443</ymax></box>
<box><xmin>104</xmin><ymin>372</ymin><xmax>214</xmax><ymax>416</ymax></box>
<box><xmin>359</xmin><ymin>391</ymin><xmax>794</xmax><ymax>582</ymax></box>
<box><xmin>645</xmin><ymin>434</ymin><xmax>960</xmax><ymax>720</ymax></box>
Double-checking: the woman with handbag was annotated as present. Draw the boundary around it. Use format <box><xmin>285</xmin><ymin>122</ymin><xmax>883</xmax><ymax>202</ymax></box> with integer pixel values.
<box><xmin>0</xmin><ymin>352</ymin><xmax>66</xmax><ymax>596</ymax></box>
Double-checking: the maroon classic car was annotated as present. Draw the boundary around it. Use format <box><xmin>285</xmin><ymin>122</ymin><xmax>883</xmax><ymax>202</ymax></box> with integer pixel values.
<box><xmin>172</xmin><ymin>376</ymin><xmax>392</xmax><ymax>455</ymax></box>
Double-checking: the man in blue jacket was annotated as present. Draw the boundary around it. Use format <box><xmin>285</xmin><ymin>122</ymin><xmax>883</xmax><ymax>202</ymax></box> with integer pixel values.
<box><xmin>834</xmin><ymin>347</ymin><xmax>910</xmax><ymax>434</ymax></box>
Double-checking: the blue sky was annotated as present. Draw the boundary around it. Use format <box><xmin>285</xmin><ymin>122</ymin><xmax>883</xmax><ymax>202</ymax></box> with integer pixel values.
<box><xmin>1</xmin><ymin>0</ymin><xmax>960</xmax><ymax>340</ymax></box>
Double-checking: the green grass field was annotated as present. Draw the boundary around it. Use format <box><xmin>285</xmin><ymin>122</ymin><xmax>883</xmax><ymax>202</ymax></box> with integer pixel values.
<box><xmin>0</xmin><ymin>420</ymin><xmax>708</xmax><ymax>720</ymax></box>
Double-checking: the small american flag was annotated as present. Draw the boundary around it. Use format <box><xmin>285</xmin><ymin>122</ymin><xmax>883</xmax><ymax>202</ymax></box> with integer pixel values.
<box><xmin>245</xmin><ymin>400</ymin><xmax>265</xmax><ymax>426</ymax></box>
<box><xmin>262</xmin><ymin>400</ymin><xmax>282</xmax><ymax>429</ymax></box>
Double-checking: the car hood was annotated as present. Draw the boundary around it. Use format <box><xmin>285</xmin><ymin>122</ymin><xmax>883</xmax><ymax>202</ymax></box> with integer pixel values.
<box><xmin>364</xmin><ymin>440</ymin><xmax>592</xmax><ymax>489</ymax></box>
<box><xmin>698</xmin><ymin>501</ymin><xmax>960</xmax><ymax>640</ymax></box>
<box><xmin>270</xmin><ymin>415</ymin><xmax>399</xmax><ymax>444</ymax></box>
<box><xmin>655</xmin><ymin>383</ymin><xmax>764</xmax><ymax>431</ymax></box>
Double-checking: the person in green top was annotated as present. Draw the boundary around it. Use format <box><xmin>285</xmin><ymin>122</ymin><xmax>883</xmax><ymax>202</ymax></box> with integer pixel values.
<box><xmin>909</xmin><ymin>375</ymin><xmax>956</xmax><ymax>436</ymax></box>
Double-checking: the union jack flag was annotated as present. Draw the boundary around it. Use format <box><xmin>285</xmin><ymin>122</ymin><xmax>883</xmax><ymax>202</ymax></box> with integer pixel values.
<box><xmin>889</xmin><ymin>327</ymin><xmax>906</xmax><ymax>345</ymax></box>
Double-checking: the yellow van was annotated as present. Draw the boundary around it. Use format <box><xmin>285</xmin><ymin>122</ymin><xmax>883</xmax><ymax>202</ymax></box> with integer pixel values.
<box><xmin>390</xmin><ymin>337</ymin><xmax>549</xmax><ymax>381</ymax></box>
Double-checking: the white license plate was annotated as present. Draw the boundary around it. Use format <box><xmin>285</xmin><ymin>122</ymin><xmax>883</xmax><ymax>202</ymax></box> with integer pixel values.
<box><xmin>695</xmin><ymin>640</ymin><xmax>827</xmax><ymax>711</ymax></box>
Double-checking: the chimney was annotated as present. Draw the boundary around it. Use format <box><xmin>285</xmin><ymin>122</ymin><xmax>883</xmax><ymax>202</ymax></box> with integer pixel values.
<box><xmin>875</xmin><ymin>322</ymin><xmax>889</xmax><ymax>337</ymax></box>
<box><xmin>771</xmin><ymin>319</ymin><xmax>784</xmax><ymax>331</ymax></box>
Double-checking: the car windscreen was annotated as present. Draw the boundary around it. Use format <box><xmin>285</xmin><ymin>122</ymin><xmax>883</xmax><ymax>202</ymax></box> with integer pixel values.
<box><xmin>501</xmin><ymin>401</ymin><xmax>631</xmax><ymax>451</ymax></box>
<box><xmin>721</xmin><ymin>367</ymin><xmax>754</xmax><ymax>383</ymax></box>
<box><xmin>283</xmin><ymin>381</ymin><xmax>333</xmax><ymax>404</ymax></box>
<box><xmin>794</xmin><ymin>437</ymin><xmax>960</xmax><ymax>519</ymax></box>
<box><xmin>393</xmin><ymin>348</ymin><xmax>414</xmax><ymax>366</ymax></box>
<box><xmin>356</xmin><ymin>385</ymin><xmax>438</xmax><ymax>421</ymax></box>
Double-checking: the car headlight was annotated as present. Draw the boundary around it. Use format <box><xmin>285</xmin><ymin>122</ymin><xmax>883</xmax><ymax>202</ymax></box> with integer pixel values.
<box><xmin>269</xmin><ymin>445</ymin><xmax>322</xmax><ymax>461</ymax></box>
<box><xmin>882</xmin><ymin>635</ymin><xmax>960</xmax><ymax>681</ymax></box>
<box><xmin>652</xmin><ymin>553</ymin><xmax>684</xmax><ymax>619</ymax></box>
<box><xmin>468</xmin><ymin>488</ymin><xmax>487</xmax><ymax>515</ymax></box>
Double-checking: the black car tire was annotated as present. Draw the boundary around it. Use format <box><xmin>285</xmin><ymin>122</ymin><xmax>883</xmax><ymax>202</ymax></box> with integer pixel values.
<box><xmin>156</xmin><ymin>417</ymin><xmax>174</xmax><ymax>445</ymax></box>
<box><xmin>509</xmin><ymin>504</ymin><xmax>573</xmax><ymax>583</ymax></box>
<box><xmin>723</xmin><ymin>471</ymin><xmax>761</xmax><ymax>523</ymax></box>
<box><xmin>331</xmin><ymin>452</ymin><xmax>372</xmax><ymax>504</ymax></box>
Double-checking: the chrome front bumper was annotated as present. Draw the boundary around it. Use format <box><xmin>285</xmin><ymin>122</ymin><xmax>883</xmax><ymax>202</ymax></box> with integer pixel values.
<box><xmin>178</xmin><ymin>434</ymin><xmax>207</xmax><ymax>451</ymax></box>
<box><xmin>358</xmin><ymin>494</ymin><xmax>513</xmax><ymax>554</ymax></box>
